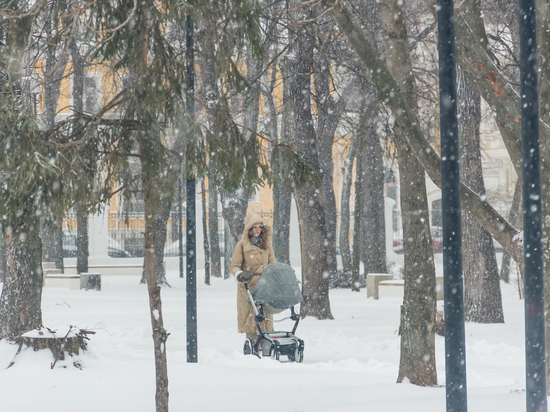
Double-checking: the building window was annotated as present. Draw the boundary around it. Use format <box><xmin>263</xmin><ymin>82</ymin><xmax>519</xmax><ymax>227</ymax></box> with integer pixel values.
<box><xmin>84</xmin><ymin>74</ymin><xmax>102</xmax><ymax>113</ymax></box>
<box><xmin>249</xmin><ymin>188</ymin><xmax>260</xmax><ymax>205</ymax></box>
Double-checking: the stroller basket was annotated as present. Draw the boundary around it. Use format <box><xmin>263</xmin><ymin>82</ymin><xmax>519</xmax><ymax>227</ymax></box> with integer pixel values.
<box><xmin>243</xmin><ymin>262</ymin><xmax>305</xmax><ymax>362</ymax></box>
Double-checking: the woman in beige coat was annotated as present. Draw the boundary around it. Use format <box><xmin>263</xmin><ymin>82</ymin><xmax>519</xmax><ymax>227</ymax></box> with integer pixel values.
<box><xmin>230</xmin><ymin>213</ymin><xmax>276</xmax><ymax>342</ymax></box>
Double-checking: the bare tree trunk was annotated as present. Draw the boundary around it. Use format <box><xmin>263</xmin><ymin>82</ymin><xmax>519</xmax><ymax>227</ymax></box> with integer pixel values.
<box><xmin>339</xmin><ymin>134</ymin><xmax>358</xmax><ymax>275</ymax></box>
<box><xmin>272</xmin><ymin>62</ymin><xmax>293</xmax><ymax>265</ymax></box>
<box><xmin>351</xmin><ymin>137</ymin><xmax>362</xmax><ymax>292</ymax></box>
<box><xmin>314</xmin><ymin>49</ymin><xmax>342</xmax><ymax>281</ymax></box>
<box><xmin>500</xmin><ymin>180</ymin><xmax>521</xmax><ymax>283</ymax></box>
<box><xmin>380</xmin><ymin>0</ymin><xmax>437</xmax><ymax>386</ymax></box>
<box><xmin>289</xmin><ymin>16</ymin><xmax>333</xmax><ymax>319</ymax></box>
<box><xmin>207</xmin><ymin>166</ymin><xmax>221</xmax><ymax>278</ymax></box>
<box><xmin>202</xmin><ymin>180</ymin><xmax>211</xmax><ymax>285</ymax></box>
<box><xmin>76</xmin><ymin>206</ymin><xmax>88</xmax><ymax>274</ymax></box>
<box><xmin>360</xmin><ymin>86</ymin><xmax>386</xmax><ymax>275</ymax></box>
<box><xmin>457</xmin><ymin>68</ymin><xmax>504</xmax><ymax>323</ymax></box>
<box><xmin>153</xmin><ymin>199</ymin><xmax>171</xmax><ymax>286</ymax></box>
<box><xmin>42</xmin><ymin>27</ymin><xmax>70</xmax><ymax>273</ymax></box>
<box><xmin>0</xmin><ymin>238</ymin><xmax>6</xmax><ymax>283</ymax></box>
<box><xmin>224</xmin><ymin>220</ymin><xmax>235</xmax><ymax>279</ymax></box>
<box><xmin>71</xmin><ymin>38</ymin><xmax>87</xmax><ymax>275</ymax></box>
<box><xmin>220</xmin><ymin>189</ymin><xmax>250</xmax><ymax>245</ymax></box>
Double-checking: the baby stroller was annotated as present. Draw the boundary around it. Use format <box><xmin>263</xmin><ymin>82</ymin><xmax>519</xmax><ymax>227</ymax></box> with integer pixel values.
<box><xmin>243</xmin><ymin>262</ymin><xmax>305</xmax><ymax>362</ymax></box>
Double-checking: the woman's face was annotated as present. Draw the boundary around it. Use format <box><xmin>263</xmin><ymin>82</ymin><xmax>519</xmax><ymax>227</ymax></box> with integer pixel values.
<box><xmin>252</xmin><ymin>224</ymin><xmax>262</xmax><ymax>236</ymax></box>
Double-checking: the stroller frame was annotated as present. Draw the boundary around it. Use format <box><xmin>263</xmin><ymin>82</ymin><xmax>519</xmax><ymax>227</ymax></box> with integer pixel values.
<box><xmin>244</xmin><ymin>282</ymin><xmax>305</xmax><ymax>362</ymax></box>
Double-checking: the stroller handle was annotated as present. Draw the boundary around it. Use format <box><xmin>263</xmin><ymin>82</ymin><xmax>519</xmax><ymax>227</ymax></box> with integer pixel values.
<box><xmin>243</xmin><ymin>282</ymin><xmax>260</xmax><ymax>317</ymax></box>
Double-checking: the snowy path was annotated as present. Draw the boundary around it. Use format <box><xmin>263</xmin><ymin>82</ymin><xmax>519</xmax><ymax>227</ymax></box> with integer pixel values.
<box><xmin>0</xmin><ymin>268</ymin><xmax>532</xmax><ymax>411</ymax></box>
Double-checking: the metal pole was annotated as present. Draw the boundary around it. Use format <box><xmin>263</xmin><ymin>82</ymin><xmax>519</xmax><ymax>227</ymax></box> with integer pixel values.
<box><xmin>186</xmin><ymin>13</ymin><xmax>197</xmax><ymax>363</ymax></box>
<box><xmin>519</xmin><ymin>2</ymin><xmax>547</xmax><ymax>411</ymax></box>
<box><xmin>437</xmin><ymin>1</ymin><xmax>467</xmax><ymax>411</ymax></box>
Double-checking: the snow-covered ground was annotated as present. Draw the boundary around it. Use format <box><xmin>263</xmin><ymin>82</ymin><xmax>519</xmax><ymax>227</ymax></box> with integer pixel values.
<box><xmin>0</xmin><ymin>254</ymin><xmax>534</xmax><ymax>411</ymax></box>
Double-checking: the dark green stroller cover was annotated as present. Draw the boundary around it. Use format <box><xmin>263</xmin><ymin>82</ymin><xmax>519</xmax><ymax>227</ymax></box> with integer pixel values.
<box><xmin>250</xmin><ymin>262</ymin><xmax>303</xmax><ymax>314</ymax></box>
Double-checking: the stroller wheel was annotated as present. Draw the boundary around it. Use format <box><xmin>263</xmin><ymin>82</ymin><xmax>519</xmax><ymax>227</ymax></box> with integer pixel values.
<box><xmin>243</xmin><ymin>338</ymin><xmax>254</xmax><ymax>355</ymax></box>
<box><xmin>288</xmin><ymin>347</ymin><xmax>296</xmax><ymax>362</ymax></box>
<box><xmin>296</xmin><ymin>349</ymin><xmax>304</xmax><ymax>363</ymax></box>
<box><xmin>271</xmin><ymin>347</ymin><xmax>280</xmax><ymax>361</ymax></box>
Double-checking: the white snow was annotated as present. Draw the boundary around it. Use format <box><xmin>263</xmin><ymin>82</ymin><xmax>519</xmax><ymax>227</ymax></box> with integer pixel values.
<box><xmin>0</xmin><ymin>254</ymin><xmax>537</xmax><ymax>411</ymax></box>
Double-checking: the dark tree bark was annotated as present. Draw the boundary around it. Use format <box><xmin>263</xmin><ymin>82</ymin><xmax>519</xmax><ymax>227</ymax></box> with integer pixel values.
<box><xmin>457</xmin><ymin>68</ymin><xmax>504</xmax><ymax>323</ymax></box>
<box><xmin>289</xmin><ymin>17</ymin><xmax>333</xmax><ymax>320</ymax></box>
<box><xmin>76</xmin><ymin>207</ymin><xmax>89</xmax><ymax>274</ymax></box>
<box><xmin>360</xmin><ymin>85</ymin><xmax>386</xmax><ymax>275</ymax></box>
<box><xmin>0</xmin><ymin>225</ymin><xmax>44</xmax><ymax>339</ymax></box>
<box><xmin>380</xmin><ymin>0</ymin><xmax>437</xmax><ymax>386</ymax></box>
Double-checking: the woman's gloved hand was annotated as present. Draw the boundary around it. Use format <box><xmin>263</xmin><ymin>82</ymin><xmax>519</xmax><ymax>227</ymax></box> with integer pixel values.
<box><xmin>236</xmin><ymin>272</ymin><xmax>253</xmax><ymax>283</ymax></box>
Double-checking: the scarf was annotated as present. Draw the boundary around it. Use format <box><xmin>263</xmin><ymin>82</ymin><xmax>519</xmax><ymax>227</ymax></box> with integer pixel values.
<box><xmin>251</xmin><ymin>234</ymin><xmax>261</xmax><ymax>247</ymax></box>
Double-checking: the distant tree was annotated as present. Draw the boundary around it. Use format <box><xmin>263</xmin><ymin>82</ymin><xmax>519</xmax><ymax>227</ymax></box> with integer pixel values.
<box><xmin>271</xmin><ymin>61</ymin><xmax>293</xmax><ymax>265</ymax></box>
<box><xmin>201</xmin><ymin>180</ymin><xmax>211</xmax><ymax>285</ymax></box>
<box><xmin>339</xmin><ymin>133</ymin><xmax>357</xmax><ymax>276</ymax></box>
<box><xmin>359</xmin><ymin>84</ymin><xmax>386</xmax><ymax>276</ymax></box>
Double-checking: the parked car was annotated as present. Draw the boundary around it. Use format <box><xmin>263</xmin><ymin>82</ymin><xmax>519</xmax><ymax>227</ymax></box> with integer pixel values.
<box><xmin>108</xmin><ymin>246</ymin><xmax>132</xmax><ymax>258</ymax></box>
<box><xmin>63</xmin><ymin>235</ymin><xmax>77</xmax><ymax>258</ymax></box>
<box><xmin>63</xmin><ymin>235</ymin><xmax>132</xmax><ymax>258</ymax></box>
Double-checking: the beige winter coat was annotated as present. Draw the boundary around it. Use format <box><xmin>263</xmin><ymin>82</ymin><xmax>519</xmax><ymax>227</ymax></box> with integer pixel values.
<box><xmin>230</xmin><ymin>214</ymin><xmax>276</xmax><ymax>334</ymax></box>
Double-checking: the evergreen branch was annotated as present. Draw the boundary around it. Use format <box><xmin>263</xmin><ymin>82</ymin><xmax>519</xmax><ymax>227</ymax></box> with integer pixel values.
<box><xmin>85</xmin><ymin>0</ymin><xmax>137</xmax><ymax>43</ymax></box>
<box><xmin>41</xmin><ymin>89</ymin><xmax>126</xmax><ymax>147</ymax></box>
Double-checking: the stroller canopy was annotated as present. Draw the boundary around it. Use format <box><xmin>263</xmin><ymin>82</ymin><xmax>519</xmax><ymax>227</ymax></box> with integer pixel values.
<box><xmin>251</xmin><ymin>262</ymin><xmax>303</xmax><ymax>312</ymax></box>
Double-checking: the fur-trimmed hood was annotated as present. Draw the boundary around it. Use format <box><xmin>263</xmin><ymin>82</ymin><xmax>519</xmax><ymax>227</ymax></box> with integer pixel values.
<box><xmin>241</xmin><ymin>213</ymin><xmax>272</xmax><ymax>245</ymax></box>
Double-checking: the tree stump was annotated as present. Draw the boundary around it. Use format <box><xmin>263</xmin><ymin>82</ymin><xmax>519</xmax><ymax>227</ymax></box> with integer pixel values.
<box><xmin>9</xmin><ymin>326</ymin><xmax>94</xmax><ymax>369</ymax></box>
